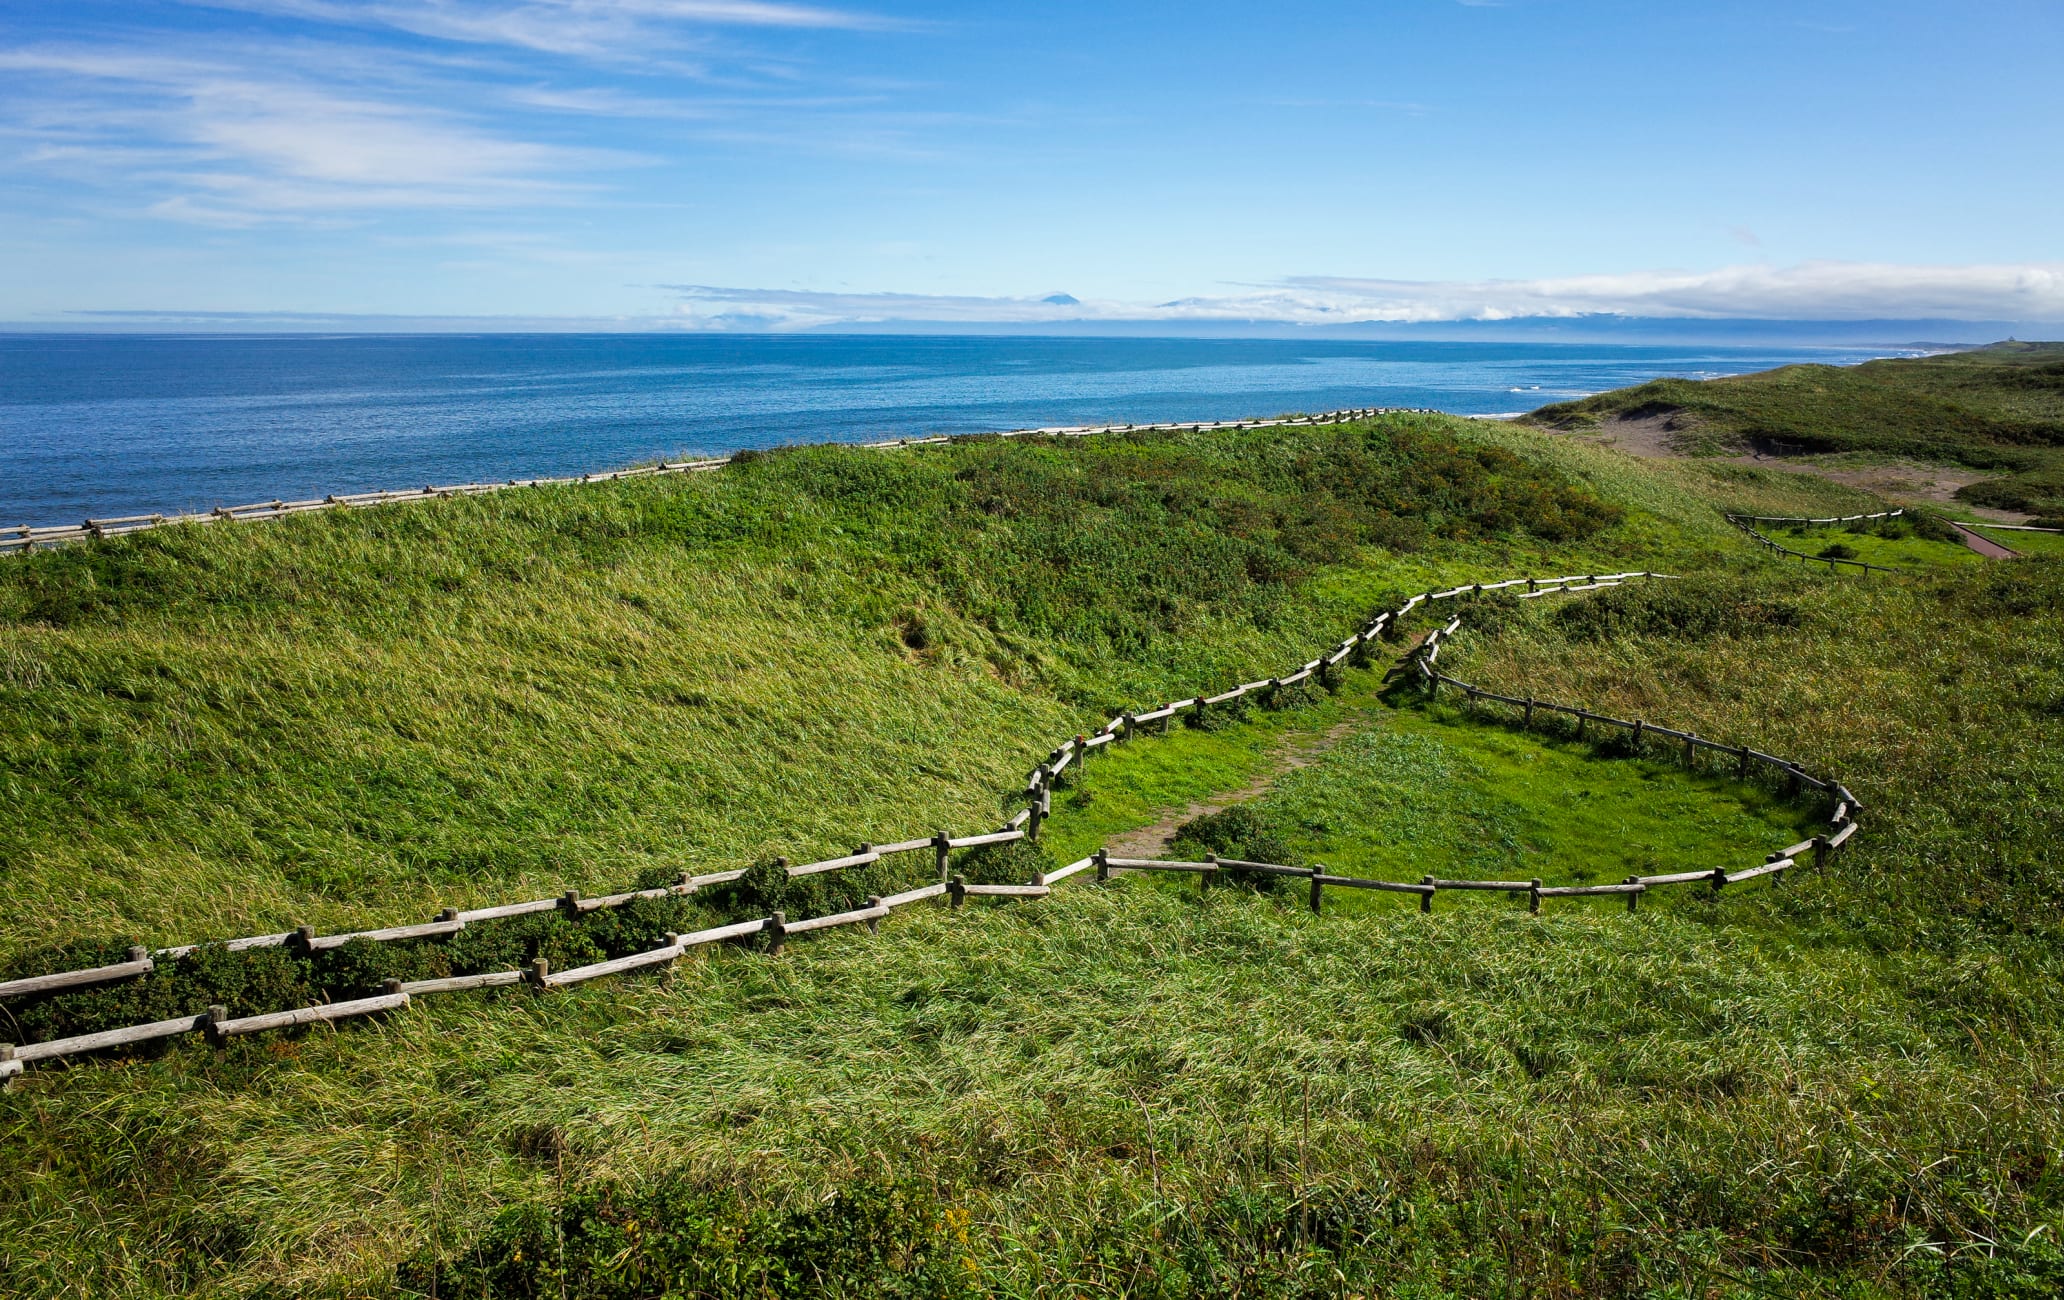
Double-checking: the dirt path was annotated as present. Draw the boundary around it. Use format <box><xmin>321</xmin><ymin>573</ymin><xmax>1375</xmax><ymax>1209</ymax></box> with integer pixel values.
<box><xmin>1951</xmin><ymin>521</ymin><xmax>2019</xmax><ymax>559</ymax></box>
<box><xmin>1102</xmin><ymin>719</ymin><xmax>1358</xmax><ymax>859</ymax></box>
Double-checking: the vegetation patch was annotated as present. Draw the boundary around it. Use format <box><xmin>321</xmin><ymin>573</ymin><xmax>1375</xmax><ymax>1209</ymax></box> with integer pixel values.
<box><xmin>395</xmin><ymin>1176</ymin><xmax>975</xmax><ymax>1300</ymax></box>
<box><xmin>1527</xmin><ymin>342</ymin><xmax>2064</xmax><ymax>515</ymax></box>
<box><xmin>5</xmin><ymin>402</ymin><xmax>2064</xmax><ymax>1299</ymax></box>
<box><xmin>1549</xmin><ymin>573</ymin><xmax>1808</xmax><ymax>641</ymax></box>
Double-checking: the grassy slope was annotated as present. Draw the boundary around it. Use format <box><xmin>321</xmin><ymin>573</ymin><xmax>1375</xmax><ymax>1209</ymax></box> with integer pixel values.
<box><xmin>1</xmin><ymin>417</ymin><xmax>2061</xmax><ymax>1297</ymax></box>
<box><xmin>1525</xmin><ymin>341</ymin><xmax>2064</xmax><ymax>517</ymax></box>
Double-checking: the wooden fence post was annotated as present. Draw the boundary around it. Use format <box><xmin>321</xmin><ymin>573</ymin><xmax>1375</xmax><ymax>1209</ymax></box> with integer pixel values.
<box><xmin>1737</xmin><ymin>745</ymin><xmax>1750</xmax><ymax>780</ymax></box>
<box><xmin>1096</xmin><ymin>848</ymin><xmax>1110</xmax><ymax>883</ymax></box>
<box><xmin>1576</xmin><ymin>709</ymin><xmax>1588</xmax><ymax>741</ymax></box>
<box><xmin>1708</xmin><ymin>867</ymin><xmax>1727</xmax><ymax>896</ymax></box>
<box><xmin>1419</xmin><ymin>875</ymin><xmax>1435</xmax><ymax>913</ymax></box>
<box><xmin>1308</xmin><ymin>866</ymin><xmax>1324</xmax><ymax>915</ymax></box>
<box><xmin>1683</xmin><ymin>732</ymin><xmax>1696</xmax><ymax>768</ymax></box>
<box><xmin>866</xmin><ymin>897</ymin><xmax>883</xmax><ymax>934</ymax></box>
<box><xmin>1523</xmin><ymin>696</ymin><xmax>1534</xmax><ymax>729</ymax></box>
<box><xmin>1812</xmin><ymin>836</ymin><xmax>1829</xmax><ymax>872</ymax></box>
<box><xmin>207</xmin><ymin>1004</ymin><xmax>229</xmax><ymax>1044</ymax></box>
<box><xmin>934</xmin><ymin>832</ymin><xmax>950</xmax><ymax>883</ymax></box>
<box><xmin>768</xmin><ymin>911</ymin><xmax>787</xmax><ymax>955</ymax></box>
<box><xmin>948</xmin><ymin>876</ymin><xmax>967</xmax><ymax>911</ymax></box>
<box><xmin>1122</xmin><ymin>711</ymin><xmax>1137</xmax><ymax>741</ymax></box>
<box><xmin>1528</xmin><ymin>879</ymin><xmax>1542</xmax><ymax>915</ymax></box>
<box><xmin>1028</xmin><ymin>770</ymin><xmax>1046</xmax><ymax>841</ymax></box>
<box><xmin>1624</xmin><ymin>876</ymin><xmax>1640</xmax><ymax>912</ymax></box>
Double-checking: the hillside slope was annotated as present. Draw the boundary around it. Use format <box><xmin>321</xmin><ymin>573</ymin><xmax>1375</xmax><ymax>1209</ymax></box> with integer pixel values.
<box><xmin>1525</xmin><ymin>341</ymin><xmax>2064</xmax><ymax>518</ymax></box>
<box><xmin>1</xmin><ymin>416</ymin><xmax>2060</xmax><ymax>1298</ymax></box>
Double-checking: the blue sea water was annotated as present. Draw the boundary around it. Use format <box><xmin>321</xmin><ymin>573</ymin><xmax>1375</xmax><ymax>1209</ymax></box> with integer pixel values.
<box><xmin>0</xmin><ymin>334</ymin><xmax>1896</xmax><ymax>527</ymax></box>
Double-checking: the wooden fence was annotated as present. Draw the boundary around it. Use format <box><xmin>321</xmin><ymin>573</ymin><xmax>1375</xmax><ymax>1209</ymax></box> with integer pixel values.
<box><xmin>0</xmin><ymin>407</ymin><xmax>1435</xmax><ymax>556</ymax></box>
<box><xmin>1722</xmin><ymin>509</ymin><xmax>1904</xmax><ymax>575</ymax></box>
<box><xmin>0</xmin><ymin>567</ymin><xmax>1861</xmax><ymax>1082</ymax></box>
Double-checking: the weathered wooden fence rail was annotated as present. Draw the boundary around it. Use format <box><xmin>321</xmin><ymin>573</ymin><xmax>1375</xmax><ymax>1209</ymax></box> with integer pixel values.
<box><xmin>1</xmin><ymin>407</ymin><xmax>1439</xmax><ymax>556</ymax></box>
<box><xmin>1723</xmin><ymin>510</ymin><xmax>1904</xmax><ymax>575</ymax></box>
<box><xmin>0</xmin><ymin>568</ymin><xmax>1860</xmax><ymax>1082</ymax></box>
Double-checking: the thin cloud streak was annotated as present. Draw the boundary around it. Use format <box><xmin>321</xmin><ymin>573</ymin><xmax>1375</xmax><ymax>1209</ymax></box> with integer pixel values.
<box><xmin>182</xmin><ymin>0</ymin><xmax>898</xmax><ymax>62</ymax></box>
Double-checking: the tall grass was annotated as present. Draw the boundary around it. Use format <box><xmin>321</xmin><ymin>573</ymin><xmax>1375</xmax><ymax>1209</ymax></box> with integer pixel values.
<box><xmin>2</xmin><ymin>416</ymin><xmax>2059</xmax><ymax>1297</ymax></box>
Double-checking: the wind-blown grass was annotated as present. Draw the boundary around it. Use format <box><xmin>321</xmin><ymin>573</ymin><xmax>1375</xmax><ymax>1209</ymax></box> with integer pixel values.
<box><xmin>1526</xmin><ymin>341</ymin><xmax>2064</xmax><ymax>516</ymax></box>
<box><xmin>2</xmin><ymin>414</ymin><xmax>2060</xmax><ymax>1298</ymax></box>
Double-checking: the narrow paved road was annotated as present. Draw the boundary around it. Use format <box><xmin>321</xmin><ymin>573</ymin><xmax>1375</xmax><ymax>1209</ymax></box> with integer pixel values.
<box><xmin>1951</xmin><ymin>522</ymin><xmax>2018</xmax><ymax>559</ymax></box>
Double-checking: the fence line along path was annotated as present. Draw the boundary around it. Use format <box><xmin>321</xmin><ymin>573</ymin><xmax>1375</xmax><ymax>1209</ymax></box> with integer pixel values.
<box><xmin>1723</xmin><ymin>509</ymin><xmax>1904</xmax><ymax>576</ymax></box>
<box><xmin>1</xmin><ymin>406</ymin><xmax>1437</xmax><ymax>556</ymax></box>
<box><xmin>0</xmin><ymin>568</ymin><xmax>1861</xmax><ymax>1082</ymax></box>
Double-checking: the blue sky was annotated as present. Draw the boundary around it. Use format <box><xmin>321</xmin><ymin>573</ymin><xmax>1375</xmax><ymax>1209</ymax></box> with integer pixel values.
<box><xmin>2</xmin><ymin>0</ymin><xmax>2060</xmax><ymax>329</ymax></box>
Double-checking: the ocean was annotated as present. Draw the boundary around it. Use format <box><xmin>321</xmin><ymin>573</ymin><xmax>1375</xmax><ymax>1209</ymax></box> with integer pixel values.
<box><xmin>0</xmin><ymin>333</ymin><xmax>1898</xmax><ymax>527</ymax></box>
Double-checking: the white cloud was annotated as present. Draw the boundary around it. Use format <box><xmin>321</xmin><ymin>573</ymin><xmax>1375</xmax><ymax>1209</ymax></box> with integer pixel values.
<box><xmin>661</xmin><ymin>263</ymin><xmax>2064</xmax><ymax>329</ymax></box>
<box><xmin>0</xmin><ymin>46</ymin><xmax>627</xmax><ymax>221</ymax></box>
<box><xmin>1278</xmin><ymin>263</ymin><xmax>2064</xmax><ymax>322</ymax></box>
<box><xmin>182</xmin><ymin>0</ymin><xmax>892</xmax><ymax>61</ymax></box>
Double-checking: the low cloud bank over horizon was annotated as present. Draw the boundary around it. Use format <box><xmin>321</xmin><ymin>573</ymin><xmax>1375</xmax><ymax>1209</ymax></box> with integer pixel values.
<box><xmin>660</xmin><ymin>263</ymin><xmax>2064</xmax><ymax>331</ymax></box>
<box><xmin>39</xmin><ymin>261</ymin><xmax>2064</xmax><ymax>336</ymax></box>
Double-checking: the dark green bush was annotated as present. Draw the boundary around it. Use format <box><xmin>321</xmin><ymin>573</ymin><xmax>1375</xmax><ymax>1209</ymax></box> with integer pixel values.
<box><xmin>951</xmin><ymin>836</ymin><xmax>1054</xmax><ymax>886</ymax></box>
<box><xmin>396</xmin><ymin>1176</ymin><xmax>975</xmax><ymax>1299</ymax></box>
<box><xmin>702</xmin><ymin>854</ymin><xmax>908</xmax><ymax>932</ymax></box>
<box><xmin>3</xmin><ymin>943</ymin><xmax>313</xmax><ymax>1045</ymax></box>
<box><xmin>1168</xmin><ymin>805</ymin><xmax>1296</xmax><ymax>891</ymax></box>
<box><xmin>1551</xmin><ymin>575</ymin><xmax>1806</xmax><ymax>642</ymax></box>
<box><xmin>1907</xmin><ymin>509</ymin><xmax>1967</xmax><ymax>545</ymax></box>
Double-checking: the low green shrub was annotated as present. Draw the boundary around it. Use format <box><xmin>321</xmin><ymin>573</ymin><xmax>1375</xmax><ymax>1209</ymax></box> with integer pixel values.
<box><xmin>1550</xmin><ymin>574</ymin><xmax>1806</xmax><ymax>642</ymax></box>
<box><xmin>951</xmin><ymin>836</ymin><xmax>1054</xmax><ymax>886</ymax></box>
<box><xmin>702</xmin><ymin>854</ymin><xmax>911</xmax><ymax>931</ymax></box>
<box><xmin>394</xmin><ymin>1176</ymin><xmax>975</xmax><ymax>1299</ymax></box>
<box><xmin>3</xmin><ymin>859</ymin><xmax>952</xmax><ymax>1046</ymax></box>
<box><xmin>1168</xmin><ymin>804</ymin><xmax>1295</xmax><ymax>890</ymax></box>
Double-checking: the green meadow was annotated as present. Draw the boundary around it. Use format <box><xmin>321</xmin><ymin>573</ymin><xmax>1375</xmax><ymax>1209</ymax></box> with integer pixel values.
<box><xmin>1528</xmin><ymin>341</ymin><xmax>2064</xmax><ymax>520</ymax></box>
<box><xmin>1</xmin><ymin>410</ymin><xmax>2060</xmax><ymax>1298</ymax></box>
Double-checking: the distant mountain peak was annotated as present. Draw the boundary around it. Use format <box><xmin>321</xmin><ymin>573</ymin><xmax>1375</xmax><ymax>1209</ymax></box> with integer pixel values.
<box><xmin>1041</xmin><ymin>293</ymin><xmax>1080</xmax><ymax>306</ymax></box>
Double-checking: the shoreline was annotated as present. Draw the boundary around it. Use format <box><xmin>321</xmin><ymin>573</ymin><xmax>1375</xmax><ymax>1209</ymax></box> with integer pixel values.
<box><xmin>3</xmin><ymin>406</ymin><xmax>1438</xmax><ymax>553</ymax></box>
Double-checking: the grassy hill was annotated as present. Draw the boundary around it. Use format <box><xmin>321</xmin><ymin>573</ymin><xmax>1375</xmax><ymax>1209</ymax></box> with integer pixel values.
<box><xmin>1525</xmin><ymin>341</ymin><xmax>2064</xmax><ymax>518</ymax></box>
<box><xmin>1</xmin><ymin>416</ymin><xmax>2060</xmax><ymax>1298</ymax></box>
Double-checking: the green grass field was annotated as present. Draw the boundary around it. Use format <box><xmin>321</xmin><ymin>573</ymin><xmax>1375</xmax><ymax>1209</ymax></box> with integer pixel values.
<box><xmin>1525</xmin><ymin>341</ymin><xmax>2064</xmax><ymax>518</ymax></box>
<box><xmin>1958</xmin><ymin>524</ymin><xmax>2064</xmax><ymax>560</ymax></box>
<box><xmin>2</xmin><ymin>412</ymin><xmax>2061</xmax><ymax>1298</ymax></box>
